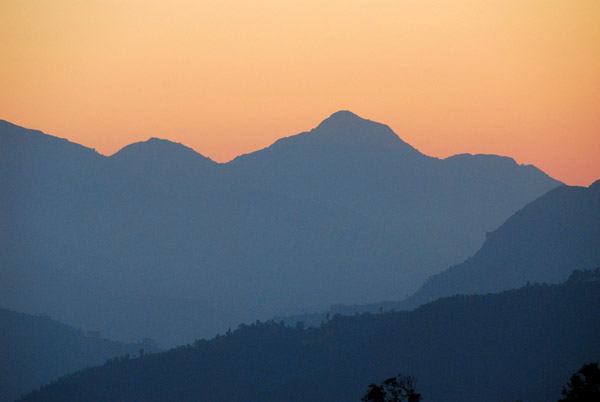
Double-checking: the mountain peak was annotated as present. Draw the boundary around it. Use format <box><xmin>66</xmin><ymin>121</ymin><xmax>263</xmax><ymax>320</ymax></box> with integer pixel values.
<box><xmin>308</xmin><ymin>110</ymin><xmax>423</xmax><ymax>156</ymax></box>
<box><xmin>325</xmin><ymin>110</ymin><xmax>361</xmax><ymax>121</ymax></box>
<box><xmin>229</xmin><ymin>111</ymin><xmax>424</xmax><ymax>167</ymax></box>
<box><xmin>111</xmin><ymin>138</ymin><xmax>207</xmax><ymax>159</ymax></box>
<box><xmin>109</xmin><ymin>137</ymin><xmax>216</xmax><ymax>169</ymax></box>
<box><xmin>315</xmin><ymin>110</ymin><xmax>378</xmax><ymax>132</ymax></box>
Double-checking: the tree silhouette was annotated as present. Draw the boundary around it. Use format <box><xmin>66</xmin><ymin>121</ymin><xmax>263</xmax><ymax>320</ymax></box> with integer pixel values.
<box><xmin>361</xmin><ymin>374</ymin><xmax>422</xmax><ymax>402</ymax></box>
<box><xmin>559</xmin><ymin>362</ymin><xmax>600</xmax><ymax>402</ymax></box>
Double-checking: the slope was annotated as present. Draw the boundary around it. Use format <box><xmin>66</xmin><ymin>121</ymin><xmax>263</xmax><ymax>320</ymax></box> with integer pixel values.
<box><xmin>227</xmin><ymin>111</ymin><xmax>560</xmax><ymax>272</ymax></box>
<box><xmin>401</xmin><ymin>180</ymin><xmax>600</xmax><ymax>309</ymax></box>
<box><xmin>16</xmin><ymin>269</ymin><xmax>600</xmax><ymax>402</ymax></box>
<box><xmin>0</xmin><ymin>308</ymin><xmax>160</xmax><ymax>402</ymax></box>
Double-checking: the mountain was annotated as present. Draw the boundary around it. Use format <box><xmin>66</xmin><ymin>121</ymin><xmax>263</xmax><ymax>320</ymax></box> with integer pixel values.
<box><xmin>400</xmin><ymin>180</ymin><xmax>600</xmax><ymax>309</ymax></box>
<box><xmin>0</xmin><ymin>308</ymin><xmax>160</xmax><ymax>402</ymax></box>
<box><xmin>0</xmin><ymin>113</ymin><xmax>560</xmax><ymax>345</ymax></box>
<box><xmin>16</xmin><ymin>269</ymin><xmax>600</xmax><ymax>402</ymax></box>
<box><xmin>226</xmin><ymin>111</ymin><xmax>561</xmax><ymax>285</ymax></box>
<box><xmin>108</xmin><ymin>137</ymin><xmax>218</xmax><ymax>180</ymax></box>
<box><xmin>276</xmin><ymin>179</ymin><xmax>600</xmax><ymax>324</ymax></box>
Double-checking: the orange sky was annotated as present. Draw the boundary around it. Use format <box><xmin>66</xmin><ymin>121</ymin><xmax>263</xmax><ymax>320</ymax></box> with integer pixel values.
<box><xmin>1</xmin><ymin>0</ymin><xmax>599</xmax><ymax>185</ymax></box>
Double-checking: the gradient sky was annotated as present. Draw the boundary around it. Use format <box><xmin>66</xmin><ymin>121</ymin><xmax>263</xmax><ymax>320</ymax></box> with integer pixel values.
<box><xmin>2</xmin><ymin>0</ymin><xmax>599</xmax><ymax>185</ymax></box>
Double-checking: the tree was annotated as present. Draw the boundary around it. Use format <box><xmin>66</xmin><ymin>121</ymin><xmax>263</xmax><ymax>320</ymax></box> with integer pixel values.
<box><xmin>361</xmin><ymin>374</ymin><xmax>422</xmax><ymax>402</ymax></box>
<box><xmin>559</xmin><ymin>362</ymin><xmax>600</xmax><ymax>402</ymax></box>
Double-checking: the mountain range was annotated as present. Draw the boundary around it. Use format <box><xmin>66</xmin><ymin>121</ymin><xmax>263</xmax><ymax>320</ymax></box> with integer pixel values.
<box><xmin>0</xmin><ymin>111</ymin><xmax>560</xmax><ymax>345</ymax></box>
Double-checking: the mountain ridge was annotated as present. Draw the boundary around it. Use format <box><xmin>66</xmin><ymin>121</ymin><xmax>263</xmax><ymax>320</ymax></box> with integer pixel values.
<box><xmin>280</xmin><ymin>178</ymin><xmax>600</xmax><ymax>323</ymax></box>
<box><xmin>0</xmin><ymin>307</ymin><xmax>161</xmax><ymax>402</ymax></box>
<box><xmin>0</xmin><ymin>112</ymin><xmax>562</xmax><ymax>345</ymax></box>
<box><xmin>110</xmin><ymin>137</ymin><xmax>215</xmax><ymax>162</ymax></box>
<box><xmin>0</xmin><ymin>114</ymin><xmax>557</xmax><ymax>178</ymax></box>
<box><xmin>108</xmin><ymin>137</ymin><xmax>218</xmax><ymax>179</ymax></box>
<box><xmin>399</xmin><ymin>179</ymin><xmax>600</xmax><ymax>309</ymax></box>
<box><xmin>229</xmin><ymin>110</ymin><xmax>425</xmax><ymax>168</ymax></box>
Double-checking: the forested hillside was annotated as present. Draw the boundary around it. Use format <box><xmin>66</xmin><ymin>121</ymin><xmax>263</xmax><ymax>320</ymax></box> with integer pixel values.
<box><xmin>18</xmin><ymin>269</ymin><xmax>600</xmax><ymax>402</ymax></box>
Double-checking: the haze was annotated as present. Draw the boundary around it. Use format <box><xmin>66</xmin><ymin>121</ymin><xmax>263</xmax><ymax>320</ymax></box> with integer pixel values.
<box><xmin>2</xmin><ymin>0</ymin><xmax>599</xmax><ymax>186</ymax></box>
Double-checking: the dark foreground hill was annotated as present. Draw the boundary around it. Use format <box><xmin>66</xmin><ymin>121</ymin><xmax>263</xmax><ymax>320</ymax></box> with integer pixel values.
<box><xmin>0</xmin><ymin>308</ymin><xmax>160</xmax><ymax>402</ymax></box>
<box><xmin>18</xmin><ymin>269</ymin><xmax>600</xmax><ymax>402</ymax></box>
<box><xmin>0</xmin><ymin>113</ymin><xmax>560</xmax><ymax>345</ymax></box>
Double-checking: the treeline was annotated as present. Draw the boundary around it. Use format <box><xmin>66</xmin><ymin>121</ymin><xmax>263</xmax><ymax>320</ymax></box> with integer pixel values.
<box><xmin>17</xmin><ymin>269</ymin><xmax>600</xmax><ymax>402</ymax></box>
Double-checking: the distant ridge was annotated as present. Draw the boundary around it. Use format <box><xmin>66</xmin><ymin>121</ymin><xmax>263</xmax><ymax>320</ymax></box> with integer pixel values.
<box><xmin>0</xmin><ymin>112</ymin><xmax>561</xmax><ymax>345</ymax></box>
<box><xmin>401</xmin><ymin>179</ymin><xmax>600</xmax><ymax>309</ymax></box>
<box><xmin>0</xmin><ymin>307</ymin><xmax>160</xmax><ymax>402</ymax></box>
<box><xmin>274</xmin><ymin>179</ymin><xmax>600</xmax><ymax>324</ymax></box>
<box><xmin>0</xmin><ymin>119</ymin><xmax>103</xmax><ymax>163</ymax></box>
<box><xmin>110</xmin><ymin>137</ymin><xmax>216</xmax><ymax>164</ymax></box>
<box><xmin>313</xmin><ymin>110</ymin><xmax>414</xmax><ymax>146</ymax></box>
<box><xmin>108</xmin><ymin>137</ymin><xmax>218</xmax><ymax>179</ymax></box>
<box><xmin>230</xmin><ymin>110</ymin><xmax>422</xmax><ymax>167</ymax></box>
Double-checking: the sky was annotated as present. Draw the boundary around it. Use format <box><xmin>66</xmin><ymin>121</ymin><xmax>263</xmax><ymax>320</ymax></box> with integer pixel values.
<box><xmin>1</xmin><ymin>0</ymin><xmax>599</xmax><ymax>186</ymax></box>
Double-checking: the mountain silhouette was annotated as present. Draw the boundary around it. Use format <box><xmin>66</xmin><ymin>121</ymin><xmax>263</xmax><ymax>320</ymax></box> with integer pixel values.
<box><xmin>231</xmin><ymin>110</ymin><xmax>422</xmax><ymax>166</ymax></box>
<box><xmin>399</xmin><ymin>180</ymin><xmax>600</xmax><ymax>309</ymax></box>
<box><xmin>0</xmin><ymin>307</ymin><xmax>160</xmax><ymax>402</ymax></box>
<box><xmin>0</xmin><ymin>113</ymin><xmax>561</xmax><ymax>345</ymax></box>
<box><xmin>272</xmin><ymin>179</ymin><xmax>600</xmax><ymax>325</ymax></box>
<box><xmin>15</xmin><ymin>270</ymin><xmax>600</xmax><ymax>402</ymax></box>
<box><xmin>109</xmin><ymin>137</ymin><xmax>217</xmax><ymax>173</ymax></box>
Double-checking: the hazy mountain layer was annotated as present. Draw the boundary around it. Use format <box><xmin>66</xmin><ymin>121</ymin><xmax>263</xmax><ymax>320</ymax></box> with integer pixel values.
<box><xmin>401</xmin><ymin>180</ymin><xmax>600</xmax><ymax>309</ymax></box>
<box><xmin>276</xmin><ymin>180</ymin><xmax>600</xmax><ymax>324</ymax></box>
<box><xmin>0</xmin><ymin>112</ymin><xmax>560</xmax><ymax>345</ymax></box>
<box><xmin>0</xmin><ymin>308</ymin><xmax>160</xmax><ymax>402</ymax></box>
<box><xmin>17</xmin><ymin>270</ymin><xmax>600</xmax><ymax>402</ymax></box>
